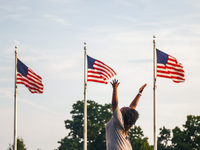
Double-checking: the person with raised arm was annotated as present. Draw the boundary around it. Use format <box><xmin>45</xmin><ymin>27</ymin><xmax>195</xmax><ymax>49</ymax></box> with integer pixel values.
<box><xmin>106</xmin><ymin>79</ymin><xmax>147</xmax><ymax>150</ymax></box>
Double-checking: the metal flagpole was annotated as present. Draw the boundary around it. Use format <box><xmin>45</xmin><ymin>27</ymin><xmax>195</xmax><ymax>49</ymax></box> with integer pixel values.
<box><xmin>14</xmin><ymin>46</ymin><xmax>18</xmax><ymax>150</ymax></box>
<box><xmin>153</xmin><ymin>36</ymin><xmax>157</xmax><ymax>150</ymax></box>
<box><xmin>84</xmin><ymin>42</ymin><xmax>87</xmax><ymax>150</ymax></box>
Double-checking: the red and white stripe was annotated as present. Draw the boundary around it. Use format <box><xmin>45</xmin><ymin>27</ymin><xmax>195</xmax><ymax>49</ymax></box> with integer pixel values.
<box><xmin>88</xmin><ymin>60</ymin><xmax>116</xmax><ymax>84</ymax></box>
<box><xmin>157</xmin><ymin>55</ymin><xmax>185</xmax><ymax>83</ymax></box>
<box><xmin>17</xmin><ymin>68</ymin><xmax>43</xmax><ymax>93</ymax></box>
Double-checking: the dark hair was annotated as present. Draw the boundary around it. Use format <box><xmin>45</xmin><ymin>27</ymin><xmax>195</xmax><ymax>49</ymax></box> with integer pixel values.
<box><xmin>123</xmin><ymin>109</ymin><xmax>139</xmax><ymax>132</ymax></box>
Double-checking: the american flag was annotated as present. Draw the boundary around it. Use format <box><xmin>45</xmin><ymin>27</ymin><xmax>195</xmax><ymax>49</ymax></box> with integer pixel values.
<box><xmin>17</xmin><ymin>58</ymin><xmax>44</xmax><ymax>93</ymax></box>
<box><xmin>87</xmin><ymin>55</ymin><xmax>116</xmax><ymax>84</ymax></box>
<box><xmin>157</xmin><ymin>49</ymin><xmax>185</xmax><ymax>83</ymax></box>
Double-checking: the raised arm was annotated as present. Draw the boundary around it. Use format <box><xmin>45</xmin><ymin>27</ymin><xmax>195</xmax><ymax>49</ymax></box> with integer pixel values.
<box><xmin>129</xmin><ymin>83</ymin><xmax>147</xmax><ymax>109</ymax></box>
<box><xmin>110</xmin><ymin>79</ymin><xmax>120</xmax><ymax>112</ymax></box>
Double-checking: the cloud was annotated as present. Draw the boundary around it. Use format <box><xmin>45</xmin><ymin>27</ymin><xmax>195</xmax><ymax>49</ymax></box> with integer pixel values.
<box><xmin>43</xmin><ymin>14</ymin><xmax>70</xmax><ymax>26</ymax></box>
<box><xmin>0</xmin><ymin>88</ymin><xmax>13</xmax><ymax>99</ymax></box>
<box><xmin>19</xmin><ymin>98</ymin><xmax>62</xmax><ymax>115</ymax></box>
<box><xmin>0</xmin><ymin>87</ymin><xmax>61</xmax><ymax>115</ymax></box>
<box><xmin>127</xmin><ymin>59</ymin><xmax>152</xmax><ymax>64</ymax></box>
<box><xmin>112</xmin><ymin>0</ymin><xmax>135</xmax><ymax>6</ymax></box>
<box><xmin>14</xmin><ymin>40</ymin><xmax>21</xmax><ymax>46</ymax></box>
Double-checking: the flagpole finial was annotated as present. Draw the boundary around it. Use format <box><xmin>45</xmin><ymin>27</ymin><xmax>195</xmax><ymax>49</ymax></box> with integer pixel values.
<box><xmin>15</xmin><ymin>46</ymin><xmax>18</xmax><ymax>50</ymax></box>
<box><xmin>15</xmin><ymin>46</ymin><xmax>18</xmax><ymax>54</ymax></box>
<box><xmin>153</xmin><ymin>36</ymin><xmax>156</xmax><ymax>44</ymax></box>
<box><xmin>84</xmin><ymin>42</ymin><xmax>87</xmax><ymax>51</ymax></box>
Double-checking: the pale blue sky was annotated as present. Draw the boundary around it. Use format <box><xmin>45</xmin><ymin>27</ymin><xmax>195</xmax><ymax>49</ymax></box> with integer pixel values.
<box><xmin>1</xmin><ymin>0</ymin><xmax>200</xmax><ymax>149</ymax></box>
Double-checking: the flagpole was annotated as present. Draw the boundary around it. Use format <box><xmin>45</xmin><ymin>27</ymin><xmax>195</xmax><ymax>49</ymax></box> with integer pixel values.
<box><xmin>153</xmin><ymin>36</ymin><xmax>157</xmax><ymax>150</ymax></box>
<box><xmin>84</xmin><ymin>42</ymin><xmax>87</xmax><ymax>150</ymax></box>
<box><xmin>14</xmin><ymin>46</ymin><xmax>18</xmax><ymax>150</ymax></box>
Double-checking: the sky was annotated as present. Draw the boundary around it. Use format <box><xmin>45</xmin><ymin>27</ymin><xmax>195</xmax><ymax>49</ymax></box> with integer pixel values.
<box><xmin>0</xmin><ymin>0</ymin><xmax>200</xmax><ymax>149</ymax></box>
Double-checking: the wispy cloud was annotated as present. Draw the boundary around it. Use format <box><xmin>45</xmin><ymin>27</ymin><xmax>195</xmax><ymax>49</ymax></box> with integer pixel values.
<box><xmin>0</xmin><ymin>87</ymin><xmax>62</xmax><ymax>115</ymax></box>
<box><xmin>19</xmin><ymin>98</ymin><xmax>62</xmax><ymax>115</ymax></box>
<box><xmin>49</xmin><ymin>0</ymin><xmax>74</xmax><ymax>3</ymax></box>
<box><xmin>43</xmin><ymin>14</ymin><xmax>70</xmax><ymax>26</ymax></box>
<box><xmin>127</xmin><ymin>59</ymin><xmax>152</xmax><ymax>64</ymax></box>
<box><xmin>113</xmin><ymin>0</ymin><xmax>136</xmax><ymax>6</ymax></box>
<box><xmin>0</xmin><ymin>88</ymin><xmax>13</xmax><ymax>99</ymax></box>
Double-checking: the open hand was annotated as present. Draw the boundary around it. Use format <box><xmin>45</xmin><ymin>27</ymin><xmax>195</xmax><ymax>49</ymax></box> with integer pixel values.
<box><xmin>139</xmin><ymin>83</ymin><xmax>147</xmax><ymax>93</ymax></box>
<box><xmin>110</xmin><ymin>79</ymin><xmax>120</xmax><ymax>89</ymax></box>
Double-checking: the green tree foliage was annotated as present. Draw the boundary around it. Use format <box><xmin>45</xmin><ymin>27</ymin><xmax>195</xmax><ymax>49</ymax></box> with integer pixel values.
<box><xmin>158</xmin><ymin>115</ymin><xmax>200</xmax><ymax>150</ymax></box>
<box><xmin>58</xmin><ymin>100</ymin><xmax>112</xmax><ymax>150</ymax></box>
<box><xmin>129</xmin><ymin>126</ymin><xmax>153</xmax><ymax>150</ymax></box>
<box><xmin>58</xmin><ymin>100</ymin><xmax>153</xmax><ymax>150</ymax></box>
<box><xmin>172</xmin><ymin>115</ymin><xmax>200</xmax><ymax>150</ymax></box>
<box><xmin>157</xmin><ymin>126</ymin><xmax>172</xmax><ymax>150</ymax></box>
<box><xmin>7</xmin><ymin>138</ymin><xmax>27</xmax><ymax>150</ymax></box>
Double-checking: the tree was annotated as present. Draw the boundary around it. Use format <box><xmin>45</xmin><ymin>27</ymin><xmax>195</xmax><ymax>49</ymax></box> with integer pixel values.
<box><xmin>58</xmin><ymin>100</ymin><xmax>154</xmax><ymax>150</ymax></box>
<box><xmin>58</xmin><ymin>100</ymin><xmax>112</xmax><ymax>150</ymax></box>
<box><xmin>157</xmin><ymin>126</ymin><xmax>172</xmax><ymax>150</ymax></box>
<box><xmin>129</xmin><ymin>126</ymin><xmax>153</xmax><ymax>150</ymax></box>
<box><xmin>172</xmin><ymin>115</ymin><xmax>200</xmax><ymax>150</ymax></box>
<box><xmin>157</xmin><ymin>115</ymin><xmax>200</xmax><ymax>150</ymax></box>
<box><xmin>7</xmin><ymin>138</ymin><xmax>27</xmax><ymax>150</ymax></box>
